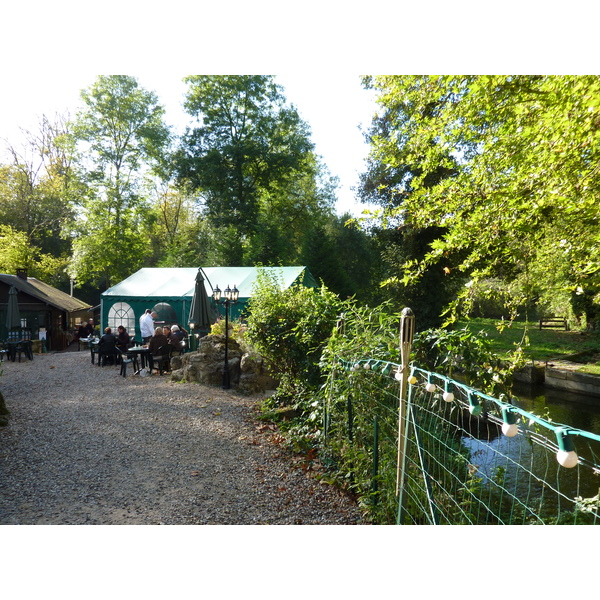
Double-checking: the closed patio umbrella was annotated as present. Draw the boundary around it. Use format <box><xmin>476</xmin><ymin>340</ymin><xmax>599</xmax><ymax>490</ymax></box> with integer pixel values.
<box><xmin>5</xmin><ymin>285</ymin><xmax>21</xmax><ymax>331</ymax></box>
<box><xmin>188</xmin><ymin>268</ymin><xmax>215</xmax><ymax>343</ymax></box>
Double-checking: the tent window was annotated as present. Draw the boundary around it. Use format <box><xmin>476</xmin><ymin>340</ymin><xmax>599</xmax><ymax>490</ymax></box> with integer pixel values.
<box><xmin>108</xmin><ymin>302</ymin><xmax>136</xmax><ymax>338</ymax></box>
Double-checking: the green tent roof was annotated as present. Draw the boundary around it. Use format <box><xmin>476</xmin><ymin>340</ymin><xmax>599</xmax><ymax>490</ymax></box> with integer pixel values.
<box><xmin>102</xmin><ymin>266</ymin><xmax>318</xmax><ymax>301</ymax></box>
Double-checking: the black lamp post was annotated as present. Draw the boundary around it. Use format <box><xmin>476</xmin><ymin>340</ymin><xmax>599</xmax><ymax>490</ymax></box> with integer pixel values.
<box><xmin>212</xmin><ymin>284</ymin><xmax>239</xmax><ymax>389</ymax></box>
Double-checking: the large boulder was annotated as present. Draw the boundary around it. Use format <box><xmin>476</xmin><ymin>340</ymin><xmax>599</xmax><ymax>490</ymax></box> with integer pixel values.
<box><xmin>170</xmin><ymin>335</ymin><xmax>278</xmax><ymax>393</ymax></box>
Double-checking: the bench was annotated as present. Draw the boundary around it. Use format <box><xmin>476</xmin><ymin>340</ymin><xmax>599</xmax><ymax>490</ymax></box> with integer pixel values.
<box><xmin>539</xmin><ymin>317</ymin><xmax>568</xmax><ymax>331</ymax></box>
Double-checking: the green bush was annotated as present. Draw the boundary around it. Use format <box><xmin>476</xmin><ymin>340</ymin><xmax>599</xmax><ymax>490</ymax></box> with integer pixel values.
<box><xmin>245</xmin><ymin>268</ymin><xmax>342</xmax><ymax>390</ymax></box>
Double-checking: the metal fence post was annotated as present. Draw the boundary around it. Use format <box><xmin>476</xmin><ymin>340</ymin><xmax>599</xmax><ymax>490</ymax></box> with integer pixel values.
<box><xmin>372</xmin><ymin>416</ymin><xmax>379</xmax><ymax>507</ymax></box>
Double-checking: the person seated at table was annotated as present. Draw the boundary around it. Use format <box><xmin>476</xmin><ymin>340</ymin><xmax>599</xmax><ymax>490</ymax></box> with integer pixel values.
<box><xmin>148</xmin><ymin>326</ymin><xmax>168</xmax><ymax>354</ymax></box>
<box><xmin>167</xmin><ymin>325</ymin><xmax>185</xmax><ymax>354</ymax></box>
<box><xmin>116</xmin><ymin>325</ymin><xmax>130</xmax><ymax>352</ymax></box>
<box><xmin>98</xmin><ymin>327</ymin><xmax>118</xmax><ymax>365</ymax></box>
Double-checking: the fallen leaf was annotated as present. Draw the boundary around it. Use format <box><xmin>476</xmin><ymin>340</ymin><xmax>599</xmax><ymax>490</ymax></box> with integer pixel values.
<box><xmin>190</xmin><ymin>471</ymin><xmax>200</xmax><ymax>476</ymax></box>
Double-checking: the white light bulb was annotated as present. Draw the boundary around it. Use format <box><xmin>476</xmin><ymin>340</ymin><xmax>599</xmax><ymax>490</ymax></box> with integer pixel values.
<box><xmin>501</xmin><ymin>422</ymin><xmax>519</xmax><ymax>437</ymax></box>
<box><xmin>395</xmin><ymin>371</ymin><xmax>402</xmax><ymax>381</ymax></box>
<box><xmin>442</xmin><ymin>392</ymin><xmax>454</xmax><ymax>403</ymax></box>
<box><xmin>556</xmin><ymin>450</ymin><xmax>579</xmax><ymax>468</ymax></box>
<box><xmin>363</xmin><ymin>363</ymin><xmax>371</xmax><ymax>370</ymax></box>
<box><xmin>353</xmin><ymin>363</ymin><xmax>360</xmax><ymax>371</ymax></box>
<box><xmin>425</xmin><ymin>382</ymin><xmax>436</xmax><ymax>393</ymax></box>
<box><xmin>408</xmin><ymin>376</ymin><xmax>418</xmax><ymax>385</ymax></box>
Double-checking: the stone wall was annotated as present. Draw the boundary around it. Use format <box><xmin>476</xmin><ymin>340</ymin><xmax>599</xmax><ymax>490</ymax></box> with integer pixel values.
<box><xmin>169</xmin><ymin>334</ymin><xmax>279</xmax><ymax>394</ymax></box>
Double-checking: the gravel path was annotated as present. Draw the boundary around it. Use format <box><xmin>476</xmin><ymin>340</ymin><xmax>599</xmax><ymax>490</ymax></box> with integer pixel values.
<box><xmin>0</xmin><ymin>349</ymin><xmax>361</xmax><ymax>525</ymax></box>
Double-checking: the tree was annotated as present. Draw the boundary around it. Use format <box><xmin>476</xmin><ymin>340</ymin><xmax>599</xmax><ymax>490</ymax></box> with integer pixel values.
<box><xmin>358</xmin><ymin>99</ymin><xmax>462</xmax><ymax>327</ymax></box>
<box><xmin>0</xmin><ymin>114</ymin><xmax>80</xmax><ymax>287</ymax></box>
<box><xmin>70</xmin><ymin>75</ymin><xmax>171</xmax><ymax>289</ymax></box>
<box><xmin>175</xmin><ymin>75</ymin><xmax>325</xmax><ymax>265</ymax></box>
<box><xmin>0</xmin><ymin>224</ymin><xmax>66</xmax><ymax>283</ymax></box>
<box><xmin>301</xmin><ymin>213</ymin><xmax>377</xmax><ymax>302</ymax></box>
<box><xmin>362</xmin><ymin>75</ymin><xmax>600</xmax><ymax>324</ymax></box>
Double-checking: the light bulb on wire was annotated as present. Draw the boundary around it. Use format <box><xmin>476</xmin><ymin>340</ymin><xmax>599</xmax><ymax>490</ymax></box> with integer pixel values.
<box><xmin>556</xmin><ymin>427</ymin><xmax>579</xmax><ymax>468</ymax></box>
<box><xmin>501</xmin><ymin>407</ymin><xmax>519</xmax><ymax>437</ymax></box>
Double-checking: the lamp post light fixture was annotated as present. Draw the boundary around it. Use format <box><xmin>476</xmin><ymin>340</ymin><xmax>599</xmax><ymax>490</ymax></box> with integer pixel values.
<box><xmin>188</xmin><ymin>320</ymin><xmax>196</xmax><ymax>351</ymax></box>
<box><xmin>212</xmin><ymin>284</ymin><xmax>239</xmax><ymax>389</ymax></box>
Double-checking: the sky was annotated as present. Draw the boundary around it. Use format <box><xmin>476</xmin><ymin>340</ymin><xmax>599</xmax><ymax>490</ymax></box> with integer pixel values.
<box><xmin>0</xmin><ymin>72</ymin><xmax>378</xmax><ymax>216</ymax></box>
<box><xmin>2</xmin><ymin>3</ymin><xmax>594</xmax><ymax>218</ymax></box>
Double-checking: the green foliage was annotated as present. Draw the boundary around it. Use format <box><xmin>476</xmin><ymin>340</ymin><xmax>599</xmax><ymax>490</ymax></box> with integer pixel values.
<box><xmin>245</xmin><ymin>268</ymin><xmax>343</xmax><ymax>388</ymax></box>
<box><xmin>175</xmin><ymin>75</ymin><xmax>340</xmax><ymax>267</ymax></box>
<box><xmin>411</xmin><ymin>326</ymin><xmax>519</xmax><ymax>396</ymax></box>
<box><xmin>362</xmin><ymin>75</ymin><xmax>600</xmax><ymax>324</ymax></box>
<box><xmin>70</xmin><ymin>75</ymin><xmax>171</xmax><ymax>288</ymax></box>
<box><xmin>0</xmin><ymin>225</ymin><xmax>68</xmax><ymax>284</ymax></box>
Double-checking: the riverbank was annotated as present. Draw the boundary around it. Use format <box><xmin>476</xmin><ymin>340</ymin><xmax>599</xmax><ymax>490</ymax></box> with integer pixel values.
<box><xmin>514</xmin><ymin>357</ymin><xmax>600</xmax><ymax>405</ymax></box>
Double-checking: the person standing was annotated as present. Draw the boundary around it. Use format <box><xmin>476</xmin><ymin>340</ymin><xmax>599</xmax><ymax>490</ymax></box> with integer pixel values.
<box><xmin>84</xmin><ymin>318</ymin><xmax>95</xmax><ymax>338</ymax></box>
<box><xmin>140</xmin><ymin>309</ymin><xmax>155</xmax><ymax>344</ymax></box>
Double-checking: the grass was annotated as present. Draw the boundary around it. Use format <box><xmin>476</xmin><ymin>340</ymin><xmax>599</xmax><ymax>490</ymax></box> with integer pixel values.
<box><xmin>458</xmin><ymin>318</ymin><xmax>600</xmax><ymax>371</ymax></box>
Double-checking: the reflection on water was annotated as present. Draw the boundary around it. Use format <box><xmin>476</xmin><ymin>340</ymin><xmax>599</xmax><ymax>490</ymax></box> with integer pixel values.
<box><xmin>512</xmin><ymin>381</ymin><xmax>600</xmax><ymax>435</ymax></box>
<box><xmin>459</xmin><ymin>383</ymin><xmax>600</xmax><ymax>521</ymax></box>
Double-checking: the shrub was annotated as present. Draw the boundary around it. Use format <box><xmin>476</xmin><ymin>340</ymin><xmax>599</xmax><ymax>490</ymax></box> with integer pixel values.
<box><xmin>245</xmin><ymin>268</ymin><xmax>342</xmax><ymax>390</ymax></box>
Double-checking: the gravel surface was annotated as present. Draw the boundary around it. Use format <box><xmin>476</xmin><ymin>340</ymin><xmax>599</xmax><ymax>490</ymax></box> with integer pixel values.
<box><xmin>0</xmin><ymin>348</ymin><xmax>362</xmax><ymax>525</ymax></box>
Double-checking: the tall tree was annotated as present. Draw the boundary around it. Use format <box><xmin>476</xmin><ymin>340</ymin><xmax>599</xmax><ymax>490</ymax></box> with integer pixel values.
<box><xmin>0</xmin><ymin>114</ymin><xmax>79</xmax><ymax>286</ymax></box>
<box><xmin>70</xmin><ymin>75</ymin><xmax>171</xmax><ymax>289</ymax></box>
<box><xmin>175</xmin><ymin>75</ymin><xmax>322</xmax><ymax>265</ymax></box>
<box><xmin>362</xmin><ymin>75</ymin><xmax>600</xmax><ymax>324</ymax></box>
<box><xmin>358</xmin><ymin>102</ymin><xmax>461</xmax><ymax>327</ymax></box>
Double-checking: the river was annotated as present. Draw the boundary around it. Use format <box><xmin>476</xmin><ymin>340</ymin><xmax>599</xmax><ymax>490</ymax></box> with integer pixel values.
<box><xmin>511</xmin><ymin>381</ymin><xmax>600</xmax><ymax>435</ymax></box>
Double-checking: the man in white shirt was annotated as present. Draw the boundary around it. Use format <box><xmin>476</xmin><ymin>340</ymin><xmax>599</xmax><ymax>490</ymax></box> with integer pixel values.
<box><xmin>140</xmin><ymin>309</ymin><xmax>155</xmax><ymax>343</ymax></box>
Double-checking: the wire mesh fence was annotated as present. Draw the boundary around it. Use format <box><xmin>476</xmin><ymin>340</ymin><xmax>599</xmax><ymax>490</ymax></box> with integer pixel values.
<box><xmin>325</xmin><ymin>358</ymin><xmax>600</xmax><ymax>524</ymax></box>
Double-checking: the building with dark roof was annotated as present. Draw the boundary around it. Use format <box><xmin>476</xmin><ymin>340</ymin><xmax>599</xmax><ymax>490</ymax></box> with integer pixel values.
<box><xmin>0</xmin><ymin>270</ymin><xmax>92</xmax><ymax>351</ymax></box>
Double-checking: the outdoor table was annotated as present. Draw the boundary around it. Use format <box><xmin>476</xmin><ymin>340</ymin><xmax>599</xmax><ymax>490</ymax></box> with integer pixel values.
<box><xmin>79</xmin><ymin>336</ymin><xmax>93</xmax><ymax>351</ymax></box>
<box><xmin>127</xmin><ymin>346</ymin><xmax>150</xmax><ymax>372</ymax></box>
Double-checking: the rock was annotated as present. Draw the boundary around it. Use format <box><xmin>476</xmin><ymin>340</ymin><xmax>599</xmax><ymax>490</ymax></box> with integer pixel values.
<box><xmin>169</xmin><ymin>336</ymin><xmax>279</xmax><ymax>393</ymax></box>
<box><xmin>0</xmin><ymin>391</ymin><xmax>10</xmax><ymax>426</ymax></box>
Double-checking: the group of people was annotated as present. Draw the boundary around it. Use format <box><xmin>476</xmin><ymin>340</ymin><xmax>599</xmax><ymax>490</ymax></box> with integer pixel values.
<box><xmin>82</xmin><ymin>309</ymin><xmax>189</xmax><ymax>369</ymax></box>
<box><xmin>146</xmin><ymin>324</ymin><xmax>187</xmax><ymax>355</ymax></box>
<box><xmin>138</xmin><ymin>309</ymin><xmax>187</xmax><ymax>352</ymax></box>
<box><xmin>77</xmin><ymin>319</ymin><xmax>96</xmax><ymax>340</ymax></box>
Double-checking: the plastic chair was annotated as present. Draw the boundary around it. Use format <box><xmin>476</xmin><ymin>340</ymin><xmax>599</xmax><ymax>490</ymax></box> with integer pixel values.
<box><xmin>99</xmin><ymin>343</ymin><xmax>120</xmax><ymax>367</ymax></box>
<box><xmin>151</xmin><ymin>345</ymin><xmax>172</xmax><ymax>375</ymax></box>
<box><xmin>118</xmin><ymin>348</ymin><xmax>140</xmax><ymax>377</ymax></box>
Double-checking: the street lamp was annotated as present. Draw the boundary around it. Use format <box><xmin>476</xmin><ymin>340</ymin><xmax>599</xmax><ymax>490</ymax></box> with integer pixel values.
<box><xmin>188</xmin><ymin>320</ymin><xmax>196</xmax><ymax>351</ymax></box>
<box><xmin>212</xmin><ymin>284</ymin><xmax>239</xmax><ymax>389</ymax></box>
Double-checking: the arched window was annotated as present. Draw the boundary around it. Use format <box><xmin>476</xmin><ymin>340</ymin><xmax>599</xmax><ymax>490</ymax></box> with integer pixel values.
<box><xmin>108</xmin><ymin>302</ymin><xmax>137</xmax><ymax>338</ymax></box>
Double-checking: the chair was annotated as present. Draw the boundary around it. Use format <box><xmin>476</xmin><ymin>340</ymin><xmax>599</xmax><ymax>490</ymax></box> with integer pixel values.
<box><xmin>118</xmin><ymin>348</ymin><xmax>140</xmax><ymax>377</ymax></box>
<box><xmin>151</xmin><ymin>345</ymin><xmax>172</xmax><ymax>375</ymax></box>
<box><xmin>16</xmin><ymin>339</ymin><xmax>33</xmax><ymax>361</ymax></box>
<box><xmin>99</xmin><ymin>340</ymin><xmax>120</xmax><ymax>367</ymax></box>
<box><xmin>90</xmin><ymin>342</ymin><xmax>100</xmax><ymax>365</ymax></box>
<box><xmin>0</xmin><ymin>344</ymin><xmax>9</xmax><ymax>362</ymax></box>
